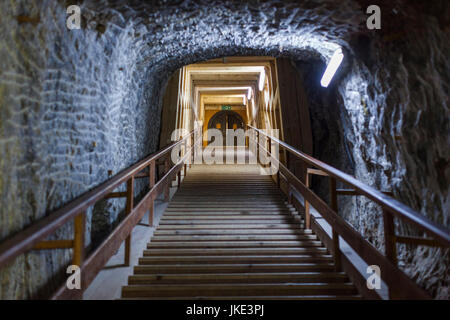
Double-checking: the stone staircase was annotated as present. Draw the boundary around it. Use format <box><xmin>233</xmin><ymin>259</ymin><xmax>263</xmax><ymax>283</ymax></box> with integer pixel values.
<box><xmin>121</xmin><ymin>165</ymin><xmax>361</xmax><ymax>299</ymax></box>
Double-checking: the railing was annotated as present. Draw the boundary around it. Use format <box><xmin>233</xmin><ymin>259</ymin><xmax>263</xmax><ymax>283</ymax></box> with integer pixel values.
<box><xmin>247</xmin><ymin>125</ymin><xmax>450</xmax><ymax>299</ymax></box>
<box><xmin>0</xmin><ymin>128</ymin><xmax>201</xmax><ymax>299</ymax></box>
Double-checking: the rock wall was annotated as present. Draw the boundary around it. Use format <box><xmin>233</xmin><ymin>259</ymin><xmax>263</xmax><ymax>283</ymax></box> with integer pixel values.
<box><xmin>0</xmin><ymin>0</ymin><xmax>447</xmax><ymax>299</ymax></box>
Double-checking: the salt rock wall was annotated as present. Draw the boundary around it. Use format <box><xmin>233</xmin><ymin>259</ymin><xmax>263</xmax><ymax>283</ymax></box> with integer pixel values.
<box><xmin>0</xmin><ymin>0</ymin><xmax>447</xmax><ymax>299</ymax></box>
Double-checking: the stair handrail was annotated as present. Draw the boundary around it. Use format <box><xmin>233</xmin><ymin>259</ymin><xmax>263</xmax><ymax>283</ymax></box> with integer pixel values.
<box><xmin>0</xmin><ymin>128</ymin><xmax>200</xmax><ymax>299</ymax></box>
<box><xmin>248</xmin><ymin>125</ymin><xmax>450</xmax><ymax>246</ymax></box>
<box><xmin>247</xmin><ymin>124</ymin><xmax>450</xmax><ymax>299</ymax></box>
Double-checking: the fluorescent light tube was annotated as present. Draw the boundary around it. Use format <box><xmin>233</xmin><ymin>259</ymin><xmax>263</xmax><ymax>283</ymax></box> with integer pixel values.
<box><xmin>320</xmin><ymin>48</ymin><xmax>344</xmax><ymax>87</ymax></box>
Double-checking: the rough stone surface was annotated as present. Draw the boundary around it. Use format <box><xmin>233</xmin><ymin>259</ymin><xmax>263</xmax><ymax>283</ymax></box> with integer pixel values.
<box><xmin>0</xmin><ymin>0</ymin><xmax>447</xmax><ymax>299</ymax></box>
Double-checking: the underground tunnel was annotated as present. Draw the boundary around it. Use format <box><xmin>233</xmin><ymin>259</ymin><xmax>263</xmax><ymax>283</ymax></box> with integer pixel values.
<box><xmin>0</xmin><ymin>0</ymin><xmax>448</xmax><ymax>301</ymax></box>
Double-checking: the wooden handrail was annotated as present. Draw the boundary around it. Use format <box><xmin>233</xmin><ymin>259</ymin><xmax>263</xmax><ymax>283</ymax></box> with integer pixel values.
<box><xmin>248</xmin><ymin>125</ymin><xmax>449</xmax><ymax>299</ymax></box>
<box><xmin>248</xmin><ymin>125</ymin><xmax>450</xmax><ymax>247</ymax></box>
<box><xmin>0</xmin><ymin>129</ymin><xmax>198</xmax><ymax>298</ymax></box>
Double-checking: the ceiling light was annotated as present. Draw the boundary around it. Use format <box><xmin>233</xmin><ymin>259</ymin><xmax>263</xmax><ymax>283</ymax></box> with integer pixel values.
<box><xmin>320</xmin><ymin>48</ymin><xmax>344</xmax><ymax>87</ymax></box>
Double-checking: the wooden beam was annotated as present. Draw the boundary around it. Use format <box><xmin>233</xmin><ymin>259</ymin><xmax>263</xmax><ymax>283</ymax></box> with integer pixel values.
<box><xmin>281</xmin><ymin>163</ymin><xmax>429</xmax><ymax>299</ymax></box>
<box><xmin>193</xmin><ymin>80</ymin><xmax>258</xmax><ymax>87</ymax></box>
<box><xmin>305</xmin><ymin>171</ymin><xmax>311</xmax><ymax>229</ymax></box>
<box><xmin>202</xmin><ymin>96</ymin><xmax>245</xmax><ymax>104</ymax></box>
<box><xmin>104</xmin><ymin>192</ymin><xmax>127</xmax><ymax>199</ymax></box>
<box><xmin>249</xmin><ymin>124</ymin><xmax>450</xmax><ymax>248</ymax></box>
<box><xmin>337</xmin><ymin>189</ymin><xmax>393</xmax><ymax>196</ymax></box>
<box><xmin>395</xmin><ymin>236</ymin><xmax>444</xmax><ymax>247</ymax></box>
<box><xmin>149</xmin><ymin>161</ymin><xmax>156</xmax><ymax>226</ymax></box>
<box><xmin>195</xmin><ymin>56</ymin><xmax>275</xmax><ymax>64</ymax></box>
<box><xmin>52</xmin><ymin>146</ymin><xmax>192</xmax><ymax>300</ymax></box>
<box><xmin>124</xmin><ymin>177</ymin><xmax>134</xmax><ymax>266</ymax></box>
<box><xmin>159</xmin><ymin>70</ymin><xmax>181</xmax><ymax>148</ymax></box>
<box><xmin>251</xmin><ymin>137</ymin><xmax>431</xmax><ymax>299</ymax></box>
<box><xmin>308</xmin><ymin>212</ymin><xmax>382</xmax><ymax>300</ymax></box>
<box><xmin>198</xmin><ymin>89</ymin><xmax>249</xmax><ymax>96</ymax></box>
<box><xmin>308</xmin><ymin>168</ymin><xmax>328</xmax><ymax>177</ymax></box>
<box><xmin>73</xmin><ymin>213</ymin><xmax>85</xmax><ymax>267</ymax></box>
<box><xmin>164</xmin><ymin>157</ymin><xmax>170</xmax><ymax>202</ymax></box>
<box><xmin>276</xmin><ymin>58</ymin><xmax>313</xmax><ymax>183</ymax></box>
<box><xmin>204</xmin><ymin>105</ymin><xmax>246</xmax><ymax>110</ymax></box>
<box><xmin>33</xmin><ymin>240</ymin><xmax>73</xmax><ymax>250</ymax></box>
<box><xmin>190</xmin><ymin>74</ymin><xmax>260</xmax><ymax>81</ymax></box>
